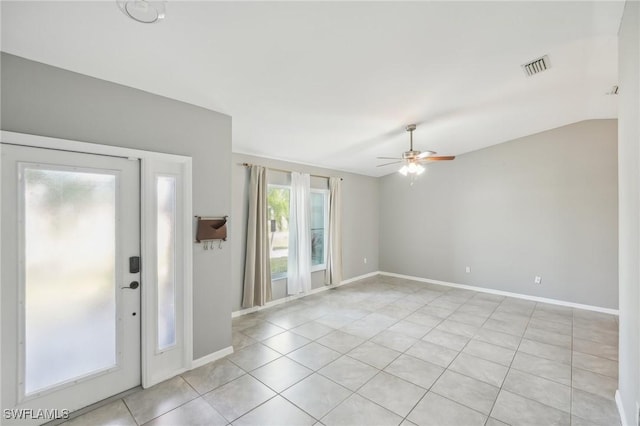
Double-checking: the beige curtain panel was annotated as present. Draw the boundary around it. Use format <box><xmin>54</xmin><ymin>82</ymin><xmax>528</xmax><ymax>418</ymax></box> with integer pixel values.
<box><xmin>326</xmin><ymin>176</ymin><xmax>343</xmax><ymax>285</ymax></box>
<box><xmin>242</xmin><ymin>165</ymin><xmax>272</xmax><ymax>308</ymax></box>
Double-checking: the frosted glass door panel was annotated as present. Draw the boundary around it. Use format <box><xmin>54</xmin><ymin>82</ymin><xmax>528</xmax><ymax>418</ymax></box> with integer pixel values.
<box><xmin>23</xmin><ymin>167</ymin><xmax>117</xmax><ymax>395</ymax></box>
<box><xmin>157</xmin><ymin>176</ymin><xmax>177</xmax><ymax>351</ymax></box>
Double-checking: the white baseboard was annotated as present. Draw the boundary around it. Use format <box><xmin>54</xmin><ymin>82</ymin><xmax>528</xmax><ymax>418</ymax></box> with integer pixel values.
<box><xmin>232</xmin><ymin>271</ymin><xmax>381</xmax><ymax>318</ymax></box>
<box><xmin>616</xmin><ymin>390</ymin><xmax>630</xmax><ymax>426</ymax></box>
<box><xmin>379</xmin><ymin>271</ymin><xmax>619</xmax><ymax>315</ymax></box>
<box><xmin>233</xmin><ymin>270</ymin><xmax>618</xmax><ymax>317</ymax></box>
<box><xmin>340</xmin><ymin>271</ymin><xmax>379</xmax><ymax>285</ymax></box>
<box><xmin>191</xmin><ymin>346</ymin><xmax>234</xmax><ymax>369</ymax></box>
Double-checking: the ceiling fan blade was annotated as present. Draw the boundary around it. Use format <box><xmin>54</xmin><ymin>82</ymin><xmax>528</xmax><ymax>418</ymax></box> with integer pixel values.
<box><xmin>376</xmin><ymin>161</ymin><xmax>402</xmax><ymax>167</ymax></box>
<box><xmin>418</xmin><ymin>156</ymin><xmax>456</xmax><ymax>162</ymax></box>
<box><xmin>417</xmin><ymin>150</ymin><xmax>437</xmax><ymax>159</ymax></box>
<box><xmin>376</xmin><ymin>156</ymin><xmax>402</xmax><ymax>160</ymax></box>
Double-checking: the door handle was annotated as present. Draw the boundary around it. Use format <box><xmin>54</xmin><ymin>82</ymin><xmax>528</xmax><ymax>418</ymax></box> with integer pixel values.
<box><xmin>122</xmin><ymin>281</ymin><xmax>139</xmax><ymax>290</ymax></box>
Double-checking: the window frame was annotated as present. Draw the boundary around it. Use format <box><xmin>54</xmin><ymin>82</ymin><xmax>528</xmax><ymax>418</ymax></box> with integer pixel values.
<box><xmin>267</xmin><ymin>184</ymin><xmax>291</xmax><ymax>281</ymax></box>
<box><xmin>267</xmin><ymin>185</ymin><xmax>329</xmax><ymax>279</ymax></box>
<box><xmin>155</xmin><ymin>174</ymin><xmax>178</xmax><ymax>353</ymax></box>
<box><xmin>310</xmin><ymin>188</ymin><xmax>329</xmax><ymax>273</ymax></box>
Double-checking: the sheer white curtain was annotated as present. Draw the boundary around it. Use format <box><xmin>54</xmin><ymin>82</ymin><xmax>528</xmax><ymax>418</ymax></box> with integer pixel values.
<box><xmin>287</xmin><ymin>172</ymin><xmax>312</xmax><ymax>295</ymax></box>
<box><xmin>242</xmin><ymin>165</ymin><xmax>272</xmax><ymax>308</ymax></box>
<box><xmin>326</xmin><ymin>177</ymin><xmax>343</xmax><ymax>285</ymax></box>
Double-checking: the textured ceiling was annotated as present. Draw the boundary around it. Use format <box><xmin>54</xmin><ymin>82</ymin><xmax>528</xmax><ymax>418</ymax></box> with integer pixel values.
<box><xmin>1</xmin><ymin>1</ymin><xmax>624</xmax><ymax>176</ymax></box>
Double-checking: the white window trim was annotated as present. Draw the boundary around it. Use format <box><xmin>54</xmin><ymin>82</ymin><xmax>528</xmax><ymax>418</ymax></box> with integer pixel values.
<box><xmin>142</xmin><ymin>161</ymin><xmax>191</xmax><ymax>386</ymax></box>
<box><xmin>267</xmin><ymin>184</ymin><xmax>329</xmax><ymax>279</ymax></box>
<box><xmin>0</xmin><ymin>130</ymin><xmax>193</xmax><ymax>390</ymax></box>
<box><xmin>310</xmin><ymin>188</ymin><xmax>329</xmax><ymax>273</ymax></box>
<box><xmin>154</xmin><ymin>173</ymin><xmax>180</xmax><ymax>354</ymax></box>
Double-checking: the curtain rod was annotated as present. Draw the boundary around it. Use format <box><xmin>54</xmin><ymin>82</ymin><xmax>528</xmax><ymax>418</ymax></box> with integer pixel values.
<box><xmin>240</xmin><ymin>163</ymin><xmax>343</xmax><ymax>180</ymax></box>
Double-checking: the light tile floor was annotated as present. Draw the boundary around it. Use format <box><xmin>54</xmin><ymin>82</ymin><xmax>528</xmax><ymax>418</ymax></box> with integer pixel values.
<box><xmin>65</xmin><ymin>275</ymin><xmax>620</xmax><ymax>426</ymax></box>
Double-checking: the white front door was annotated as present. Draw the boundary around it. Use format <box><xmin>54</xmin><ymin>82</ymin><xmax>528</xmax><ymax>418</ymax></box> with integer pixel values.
<box><xmin>1</xmin><ymin>144</ymin><xmax>141</xmax><ymax>424</ymax></box>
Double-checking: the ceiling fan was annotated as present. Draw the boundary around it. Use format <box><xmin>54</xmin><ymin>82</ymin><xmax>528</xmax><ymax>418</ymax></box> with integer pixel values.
<box><xmin>377</xmin><ymin>124</ymin><xmax>455</xmax><ymax>176</ymax></box>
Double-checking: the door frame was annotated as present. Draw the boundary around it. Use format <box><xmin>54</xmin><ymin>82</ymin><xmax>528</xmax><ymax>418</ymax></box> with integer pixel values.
<box><xmin>0</xmin><ymin>131</ymin><xmax>193</xmax><ymax>399</ymax></box>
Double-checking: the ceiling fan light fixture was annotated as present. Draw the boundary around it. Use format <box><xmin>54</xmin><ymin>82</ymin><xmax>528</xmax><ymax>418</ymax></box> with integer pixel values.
<box><xmin>117</xmin><ymin>0</ymin><xmax>166</xmax><ymax>24</ymax></box>
<box><xmin>398</xmin><ymin>162</ymin><xmax>424</xmax><ymax>176</ymax></box>
<box><xmin>377</xmin><ymin>123</ymin><xmax>454</xmax><ymax>175</ymax></box>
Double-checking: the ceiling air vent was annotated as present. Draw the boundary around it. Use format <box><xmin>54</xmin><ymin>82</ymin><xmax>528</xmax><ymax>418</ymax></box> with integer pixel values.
<box><xmin>522</xmin><ymin>55</ymin><xmax>550</xmax><ymax>77</ymax></box>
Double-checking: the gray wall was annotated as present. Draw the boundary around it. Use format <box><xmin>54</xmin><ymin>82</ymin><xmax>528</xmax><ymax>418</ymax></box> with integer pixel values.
<box><xmin>0</xmin><ymin>53</ymin><xmax>233</xmax><ymax>359</ymax></box>
<box><xmin>379</xmin><ymin>119</ymin><xmax>618</xmax><ymax>309</ymax></box>
<box><xmin>232</xmin><ymin>153</ymin><xmax>379</xmax><ymax>312</ymax></box>
<box><xmin>617</xmin><ymin>0</ymin><xmax>640</xmax><ymax>423</ymax></box>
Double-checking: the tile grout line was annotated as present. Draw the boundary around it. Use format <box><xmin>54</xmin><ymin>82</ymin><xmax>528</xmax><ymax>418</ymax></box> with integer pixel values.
<box><xmin>470</xmin><ymin>291</ymin><xmax>510</xmax><ymax>426</ymax></box>
<box><xmin>313</xmin><ymin>285</ymin><xmax>447</xmax><ymax>421</ymax></box>
<box><xmin>139</xmin><ymin>377</ymin><xmax>204</xmax><ymax>425</ymax></box>
<box><xmin>278</xmin><ymin>303</ymin><xmax>411</xmax><ymax>423</ymax></box>
<box><xmin>396</xmin><ymin>287</ymin><xmax>499</xmax><ymax>425</ymax></box>
<box><xmin>234</xmin><ymin>281</ymin><xmax>597</xmax><ymax>421</ymax></box>
<box><xmin>73</xmin><ymin>277</ymin><xmax>617</xmax><ymax>425</ymax></box>
<box><xmin>121</xmin><ymin>398</ymin><xmax>139</xmax><ymax>426</ymax></box>
<box><xmin>227</xmin><ymin>280</ymin><xmax>615</xmax><ymax>425</ymax></box>
<box><xmin>491</xmin><ymin>303</ymin><xmax>621</xmax><ymax>421</ymax></box>
<box><xmin>234</xmin><ymin>360</ymin><xmax>317</xmax><ymax>423</ymax></box>
<box><xmin>447</xmin><ymin>289</ymin><xmax>507</xmax><ymax>425</ymax></box>
<box><xmin>235</xmin><ymin>288</ymin><xmax>418</xmax><ymax>425</ymax></box>
<box><xmin>483</xmin><ymin>299</ymin><xmax>536</xmax><ymax>425</ymax></box>
<box><xmin>318</xmin><ymin>285</ymin><xmax>461</xmax><ymax>424</ymax></box>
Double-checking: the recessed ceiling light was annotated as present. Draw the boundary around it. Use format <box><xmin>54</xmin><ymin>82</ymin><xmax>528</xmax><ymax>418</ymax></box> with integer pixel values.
<box><xmin>117</xmin><ymin>0</ymin><xmax>166</xmax><ymax>24</ymax></box>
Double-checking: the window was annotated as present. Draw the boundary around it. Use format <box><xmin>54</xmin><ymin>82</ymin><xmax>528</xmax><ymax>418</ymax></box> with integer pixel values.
<box><xmin>156</xmin><ymin>175</ymin><xmax>177</xmax><ymax>351</ymax></box>
<box><xmin>22</xmin><ymin>167</ymin><xmax>118</xmax><ymax>394</ymax></box>
<box><xmin>268</xmin><ymin>185</ymin><xmax>290</xmax><ymax>280</ymax></box>
<box><xmin>310</xmin><ymin>189</ymin><xmax>328</xmax><ymax>271</ymax></box>
<box><xmin>268</xmin><ymin>185</ymin><xmax>329</xmax><ymax>279</ymax></box>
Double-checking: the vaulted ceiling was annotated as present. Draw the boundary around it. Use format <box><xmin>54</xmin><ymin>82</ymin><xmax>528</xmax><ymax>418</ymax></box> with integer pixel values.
<box><xmin>1</xmin><ymin>1</ymin><xmax>624</xmax><ymax>176</ymax></box>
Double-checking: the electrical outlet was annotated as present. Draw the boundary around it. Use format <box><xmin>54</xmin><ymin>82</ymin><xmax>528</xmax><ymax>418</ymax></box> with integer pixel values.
<box><xmin>364</xmin><ymin>257</ymin><xmax>367</xmax><ymax>264</ymax></box>
<box><xmin>534</xmin><ymin>276</ymin><xmax>542</xmax><ymax>284</ymax></box>
<box><xmin>465</xmin><ymin>266</ymin><xmax>471</xmax><ymax>273</ymax></box>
